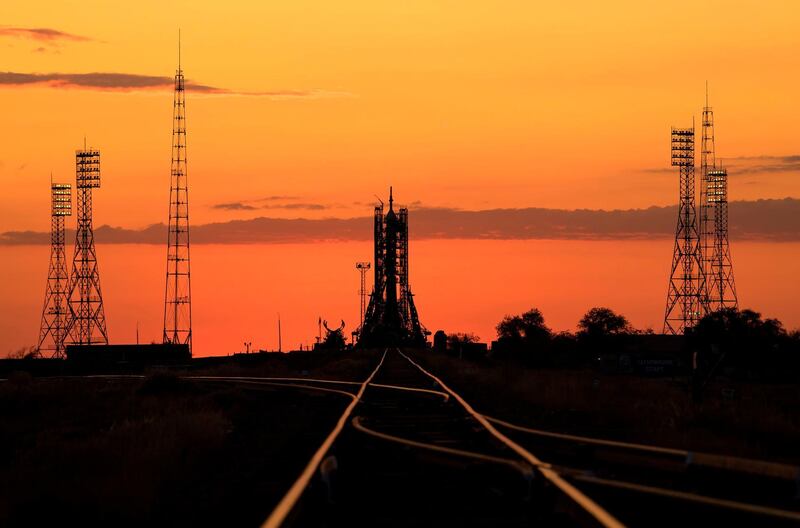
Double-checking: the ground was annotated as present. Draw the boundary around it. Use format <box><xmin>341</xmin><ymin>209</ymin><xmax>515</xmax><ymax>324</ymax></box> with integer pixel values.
<box><xmin>2</xmin><ymin>347</ymin><xmax>798</xmax><ymax>526</ymax></box>
<box><xmin>0</xmin><ymin>350</ymin><xmax>375</xmax><ymax>527</ymax></box>
<box><xmin>407</xmin><ymin>349</ymin><xmax>800</xmax><ymax>464</ymax></box>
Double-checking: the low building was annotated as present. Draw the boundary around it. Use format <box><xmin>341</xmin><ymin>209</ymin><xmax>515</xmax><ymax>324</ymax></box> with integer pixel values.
<box><xmin>66</xmin><ymin>343</ymin><xmax>190</xmax><ymax>364</ymax></box>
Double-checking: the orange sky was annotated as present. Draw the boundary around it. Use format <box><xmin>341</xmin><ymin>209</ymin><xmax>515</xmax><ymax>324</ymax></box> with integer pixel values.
<box><xmin>2</xmin><ymin>1</ymin><xmax>800</xmax><ymax>233</ymax></box>
<box><xmin>3</xmin><ymin>240</ymin><xmax>798</xmax><ymax>357</ymax></box>
<box><xmin>2</xmin><ymin>2</ymin><xmax>799</xmax><ymax>355</ymax></box>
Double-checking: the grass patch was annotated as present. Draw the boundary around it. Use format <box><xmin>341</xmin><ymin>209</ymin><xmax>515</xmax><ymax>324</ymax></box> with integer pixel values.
<box><xmin>410</xmin><ymin>351</ymin><xmax>800</xmax><ymax>463</ymax></box>
<box><xmin>0</xmin><ymin>368</ymin><xmax>355</xmax><ymax>527</ymax></box>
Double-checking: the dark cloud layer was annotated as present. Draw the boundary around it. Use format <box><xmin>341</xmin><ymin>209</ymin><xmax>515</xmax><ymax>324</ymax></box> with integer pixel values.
<box><xmin>212</xmin><ymin>202</ymin><xmax>259</xmax><ymax>211</ymax></box>
<box><xmin>3</xmin><ymin>198</ymin><xmax>798</xmax><ymax>245</ymax></box>
<box><xmin>726</xmin><ymin>155</ymin><xmax>800</xmax><ymax>175</ymax></box>
<box><xmin>643</xmin><ymin>155</ymin><xmax>800</xmax><ymax>177</ymax></box>
<box><xmin>0</xmin><ymin>71</ymin><xmax>351</xmax><ymax>98</ymax></box>
<box><xmin>0</xmin><ymin>27</ymin><xmax>95</xmax><ymax>42</ymax></box>
<box><xmin>262</xmin><ymin>203</ymin><xmax>328</xmax><ymax>210</ymax></box>
<box><xmin>212</xmin><ymin>201</ymin><xmax>328</xmax><ymax>211</ymax></box>
<box><xmin>0</xmin><ymin>71</ymin><xmax>221</xmax><ymax>93</ymax></box>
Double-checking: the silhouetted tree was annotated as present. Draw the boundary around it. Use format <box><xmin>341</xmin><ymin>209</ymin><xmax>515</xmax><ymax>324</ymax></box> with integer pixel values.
<box><xmin>494</xmin><ymin>308</ymin><xmax>553</xmax><ymax>364</ymax></box>
<box><xmin>577</xmin><ymin>307</ymin><xmax>633</xmax><ymax>339</ymax></box>
<box><xmin>447</xmin><ymin>332</ymin><xmax>479</xmax><ymax>348</ymax></box>
<box><xmin>446</xmin><ymin>333</ymin><xmax>484</xmax><ymax>360</ymax></box>
<box><xmin>688</xmin><ymin>308</ymin><xmax>796</xmax><ymax>381</ymax></box>
<box><xmin>7</xmin><ymin>346</ymin><xmax>37</xmax><ymax>360</ymax></box>
<box><xmin>575</xmin><ymin>307</ymin><xmax>635</xmax><ymax>366</ymax></box>
<box><xmin>497</xmin><ymin>309</ymin><xmax>552</xmax><ymax>342</ymax></box>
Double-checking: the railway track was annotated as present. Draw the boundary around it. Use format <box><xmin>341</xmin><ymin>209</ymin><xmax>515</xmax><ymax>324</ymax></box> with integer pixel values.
<box><xmin>263</xmin><ymin>349</ymin><xmax>621</xmax><ymax>528</ymax></box>
<box><xmin>55</xmin><ymin>353</ymin><xmax>800</xmax><ymax>526</ymax></box>
<box><xmin>487</xmin><ymin>415</ymin><xmax>800</xmax><ymax>526</ymax></box>
<box><xmin>257</xmin><ymin>348</ymin><xmax>800</xmax><ymax>528</ymax></box>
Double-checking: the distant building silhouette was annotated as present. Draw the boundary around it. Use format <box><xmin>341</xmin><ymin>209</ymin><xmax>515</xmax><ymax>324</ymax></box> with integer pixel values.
<box><xmin>357</xmin><ymin>188</ymin><xmax>427</xmax><ymax>348</ymax></box>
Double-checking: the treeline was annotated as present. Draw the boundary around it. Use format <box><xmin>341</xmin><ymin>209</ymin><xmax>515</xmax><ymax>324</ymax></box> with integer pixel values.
<box><xmin>437</xmin><ymin>307</ymin><xmax>800</xmax><ymax>382</ymax></box>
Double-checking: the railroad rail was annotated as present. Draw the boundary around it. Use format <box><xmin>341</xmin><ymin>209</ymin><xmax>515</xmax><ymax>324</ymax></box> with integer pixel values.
<box><xmin>35</xmin><ymin>354</ymin><xmax>800</xmax><ymax>526</ymax></box>
<box><xmin>257</xmin><ymin>348</ymin><xmax>624</xmax><ymax>527</ymax></box>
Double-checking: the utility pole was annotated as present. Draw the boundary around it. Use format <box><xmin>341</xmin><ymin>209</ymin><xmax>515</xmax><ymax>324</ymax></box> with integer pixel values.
<box><xmin>355</xmin><ymin>262</ymin><xmax>371</xmax><ymax>337</ymax></box>
<box><xmin>278</xmin><ymin>313</ymin><xmax>282</xmax><ymax>353</ymax></box>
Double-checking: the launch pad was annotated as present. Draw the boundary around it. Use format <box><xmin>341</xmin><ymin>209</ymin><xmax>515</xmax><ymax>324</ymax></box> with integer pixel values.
<box><xmin>357</xmin><ymin>188</ymin><xmax>427</xmax><ymax>348</ymax></box>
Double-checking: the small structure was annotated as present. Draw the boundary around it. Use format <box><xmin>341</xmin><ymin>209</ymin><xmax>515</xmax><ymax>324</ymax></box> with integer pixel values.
<box><xmin>66</xmin><ymin>343</ymin><xmax>190</xmax><ymax>364</ymax></box>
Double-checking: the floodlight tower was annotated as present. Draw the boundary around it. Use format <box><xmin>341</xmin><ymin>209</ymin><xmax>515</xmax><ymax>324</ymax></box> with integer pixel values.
<box><xmin>37</xmin><ymin>180</ymin><xmax>72</xmax><ymax>357</ymax></box>
<box><xmin>356</xmin><ymin>262</ymin><xmax>371</xmax><ymax>332</ymax></box>
<box><xmin>163</xmin><ymin>35</ymin><xmax>193</xmax><ymax>353</ymax></box>
<box><xmin>707</xmin><ymin>167</ymin><xmax>738</xmax><ymax>310</ymax></box>
<box><xmin>663</xmin><ymin>126</ymin><xmax>705</xmax><ymax>335</ymax></box>
<box><xmin>65</xmin><ymin>147</ymin><xmax>109</xmax><ymax>345</ymax></box>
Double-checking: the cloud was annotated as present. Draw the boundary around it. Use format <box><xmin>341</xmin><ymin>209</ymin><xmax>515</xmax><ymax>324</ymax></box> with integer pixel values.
<box><xmin>4</xmin><ymin>198</ymin><xmax>799</xmax><ymax>245</ymax></box>
<box><xmin>0</xmin><ymin>71</ymin><xmax>353</xmax><ymax>98</ymax></box>
<box><xmin>212</xmin><ymin>202</ymin><xmax>258</xmax><ymax>211</ymax></box>
<box><xmin>0</xmin><ymin>71</ymin><xmax>201</xmax><ymax>91</ymax></box>
<box><xmin>258</xmin><ymin>195</ymin><xmax>301</xmax><ymax>202</ymax></box>
<box><xmin>724</xmin><ymin>155</ymin><xmax>800</xmax><ymax>175</ymax></box>
<box><xmin>212</xmin><ymin>199</ymin><xmax>328</xmax><ymax>211</ymax></box>
<box><xmin>0</xmin><ymin>27</ymin><xmax>95</xmax><ymax>43</ymax></box>
<box><xmin>642</xmin><ymin>155</ymin><xmax>800</xmax><ymax>177</ymax></box>
<box><xmin>262</xmin><ymin>203</ymin><xmax>328</xmax><ymax>211</ymax></box>
<box><xmin>641</xmin><ymin>167</ymin><xmax>674</xmax><ymax>174</ymax></box>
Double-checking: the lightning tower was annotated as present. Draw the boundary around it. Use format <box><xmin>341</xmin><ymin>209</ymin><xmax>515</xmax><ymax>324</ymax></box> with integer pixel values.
<box><xmin>356</xmin><ymin>262</ymin><xmax>371</xmax><ymax>333</ymax></box>
<box><xmin>65</xmin><ymin>146</ymin><xmax>109</xmax><ymax>345</ymax></box>
<box><xmin>163</xmin><ymin>35</ymin><xmax>193</xmax><ymax>353</ymax></box>
<box><xmin>700</xmin><ymin>85</ymin><xmax>738</xmax><ymax>311</ymax></box>
<box><xmin>663</xmin><ymin>126</ymin><xmax>705</xmax><ymax>334</ymax></box>
<box><xmin>698</xmin><ymin>84</ymin><xmax>715</xmax><ymax>311</ymax></box>
<box><xmin>37</xmin><ymin>180</ymin><xmax>72</xmax><ymax>357</ymax></box>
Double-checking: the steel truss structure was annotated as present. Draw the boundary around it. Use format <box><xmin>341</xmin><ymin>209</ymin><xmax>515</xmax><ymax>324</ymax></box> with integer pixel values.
<box><xmin>663</xmin><ymin>127</ymin><xmax>706</xmax><ymax>334</ymax></box>
<box><xmin>65</xmin><ymin>148</ymin><xmax>108</xmax><ymax>346</ymax></box>
<box><xmin>163</xmin><ymin>38</ymin><xmax>193</xmax><ymax>354</ymax></box>
<box><xmin>356</xmin><ymin>262</ymin><xmax>371</xmax><ymax>330</ymax></box>
<box><xmin>700</xmin><ymin>87</ymin><xmax>738</xmax><ymax>312</ymax></box>
<box><xmin>706</xmin><ymin>167</ymin><xmax>738</xmax><ymax>310</ymax></box>
<box><xmin>37</xmin><ymin>181</ymin><xmax>72</xmax><ymax>357</ymax></box>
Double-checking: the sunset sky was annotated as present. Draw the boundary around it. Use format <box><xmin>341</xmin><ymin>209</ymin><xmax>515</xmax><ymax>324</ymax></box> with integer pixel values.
<box><xmin>2</xmin><ymin>1</ymin><xmax>799</xmax><ymax>355</ymax></box>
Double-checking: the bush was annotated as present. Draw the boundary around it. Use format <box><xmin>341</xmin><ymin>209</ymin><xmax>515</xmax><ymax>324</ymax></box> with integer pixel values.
<box><xmin>689</xmin><ymin>308</ymin><xmax>800</xmax><ymax>381</ymax></box>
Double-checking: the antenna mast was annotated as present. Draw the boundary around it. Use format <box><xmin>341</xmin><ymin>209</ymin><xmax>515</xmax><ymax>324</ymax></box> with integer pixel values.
<box><xmin>163</xmin><ymin>33</ymin><xmax>193</xmax><ymax>353</ymax></box>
